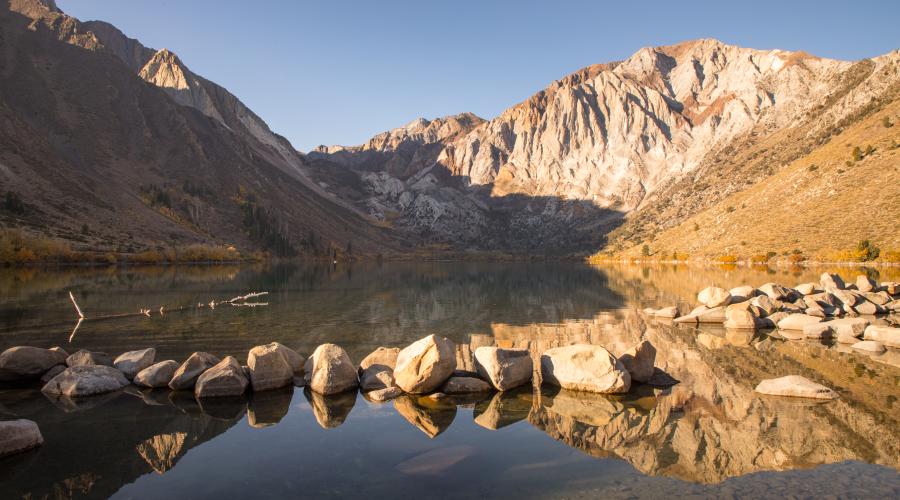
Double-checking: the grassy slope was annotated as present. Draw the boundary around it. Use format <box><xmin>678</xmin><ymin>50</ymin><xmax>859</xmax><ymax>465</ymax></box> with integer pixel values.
<box><xmin>614</xmin><ymin>100</ymin><xmax>900</xmax><ymax>260</ymax></box>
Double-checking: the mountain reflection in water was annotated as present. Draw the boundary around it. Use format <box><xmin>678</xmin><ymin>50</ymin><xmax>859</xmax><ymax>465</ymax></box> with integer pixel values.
<box><xmin>0</xmin><ymin>262</ymin><xmax>898</xmax><ymax>499</ymax></box>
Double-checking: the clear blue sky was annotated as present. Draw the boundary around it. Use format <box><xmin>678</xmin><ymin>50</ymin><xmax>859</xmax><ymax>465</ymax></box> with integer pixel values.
<box><xmin>59</xmin><ymin>0</ymin><xmax>900</xmax><ymax>152</ymax></box>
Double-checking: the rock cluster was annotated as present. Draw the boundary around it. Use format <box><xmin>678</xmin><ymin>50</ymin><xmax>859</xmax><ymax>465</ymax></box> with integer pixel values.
<box><xmin>646</xmin><ymin>274</ymin><xmax>899</xmax><ymax>345</ymax></box>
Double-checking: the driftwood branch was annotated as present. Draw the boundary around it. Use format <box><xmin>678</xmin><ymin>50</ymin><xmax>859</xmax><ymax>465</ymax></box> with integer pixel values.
<box><xmin>65</xmin><ymin>290</ymin><xmax>270</xmax><ymax>342</ymax></box>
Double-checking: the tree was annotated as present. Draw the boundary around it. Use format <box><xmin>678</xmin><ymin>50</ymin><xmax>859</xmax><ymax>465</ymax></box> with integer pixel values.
<box><xmin>857</xmin><ymin>239</ymin><xmax>880</xmax><ymax>261</ymax></box>
<box><xmin>884</xmin><ymin>116</ymin><xmax>894</xmax><ymax>128</ymax></box>
<box><xmin>641</xmin><ymin>244</ymin><xmax>650</xmax><ymax>257</ymax></box>
<box><xmin>852</xmin><ymin>146</ymin><xmax>863</xmax><ymax>162</ymax></box>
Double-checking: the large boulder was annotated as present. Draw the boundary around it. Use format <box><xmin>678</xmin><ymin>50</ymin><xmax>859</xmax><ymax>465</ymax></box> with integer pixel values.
<box><xmin>195</xmin><ymin>356</ymin><xmax>248</xmax><ymax>398</ymax></box>
<box><xmin>41</xmin><ymin>365</ymin><xmax>129</xmax><ymax>397</ymax></box>
<box><xmin>697</xmin><ymin>286</ymin><xmax>731</xmax><ymax>308</ymax></box>
<box><xmin>754</xmin><ymin>375</ymin><xmax>838</xmax><ymax>400</ymax></box>
<box><xmin>168</xmin><ymin>352</ymin><xmax>220</xmax><ymax>390</ymax></box>
<box><xmin>0</xmin><ymin>346</ymin><xmax>67</xmax><ymax>381</ymax></box>
<box><xmin>729</xmin><ymin>285</ymin><xmax>757</xmax><ymax>300</ymax></box>
<box><xmin>394</xmin><ymin>335</ymin><xmax>456</xmax><ymax>394</ymax></box>
<box><xmin>540</xmin><ymin>344</ymin><xmax>630</xmax><ymax>394</ymax></box>
<box><xmin>441</xmin><ymin>376</ymin><xmax>492</xmax><ymax>394</ymax></box>
<box><xmin>852</xmin><ymin>300</ymin><xmax>880</xmax><ymax>315</ymax></box>
<box><xmin>750</xmin><ymin>295</ymin><xmax>778</xmax><ymax>316</ymax></box>
<box><xmin>855</xmin><ymin>275</ymin><xmax>876</xmax><ymax>293</ymax></box>
<box><xmin>66</xmin><ymin>350</ymin><xmax>113</xmax><ymax>367</ymax></box>
<box><xmin>113</xmin><ymin>348</ymin><xmax>156</xmax><ymax>380</ymax></box>
<box><xmin>357</xmin><ymin>347</ymin><xmax>399</xmax><ymax>374</ymax></box>
<box><xmin>40</xmin><ymin>364</ymin><xmax>66</xmax><ymax>383</ymax></box>
<box><xmin>777</xmin><ymin>314</ymin><xmax>822</xmax><ymax>330</ymax></box>
<box><xmin>248</xmin><ymin>342</ymin><xmax>303</xmax><ymax>391</ymax></box>
<box><xmin>822</xmin><ymin>317</ymin><xmax>869</xmax><ymax>338</ymax></box>
<box><xmin>803</xmin><ymin>323</ymin><xmax>832</xmax><ymax>339</ymax></box>
<box><xmin>651</xmin><ymin>306</ymin><xmax>679</xmax><ymax>318</ymax></box>
<box><xmin>820</xmin><ymin>273</ymin><xmax>846</xmax><ymax>291</ymax></box>
<box><xmin>0</xmin><ymin>419</ymin><xmax>43</xmax><ymax>458</ymax></box>
<box><xmin>864</xmin><ymin>291</ymin><xmax>891</xmax><ymax>306</ymax></box>
<box><xmin>474</xmin><ymin>347</ymin><xmax>532</xmax><ymax>391</ymax></box>
<box><xmin>133</xmin><ymin>360</ymin><xmax>179</xmax><ymax>388</ymax></box>
<box><xmin>304</xmin><ymin>344</ymin><xmax>358</xmax><ymax>395</ymax></box>
<box><xmin>794</xmin><ymin>283</ymin><xmax>818</xmax><ymax>296</ymax></box>
<box><xmin>617</xmin><ymin>340</ymin><xmax>656</xmax><ymax>383</ymax></box>
<box><xmin>863</xmin><ymin>325</ymin><xmax>900</xmax><ymax>348</ymax></box>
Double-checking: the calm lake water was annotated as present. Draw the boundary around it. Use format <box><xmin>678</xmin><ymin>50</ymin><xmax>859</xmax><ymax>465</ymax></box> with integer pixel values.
<box><xmin>0</xmin><ymin>262</ymin><xmax>898</xmax><ymax>499</ymax></box>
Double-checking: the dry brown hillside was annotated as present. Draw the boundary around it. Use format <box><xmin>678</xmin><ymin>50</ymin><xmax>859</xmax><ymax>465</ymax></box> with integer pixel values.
<box><xmin>609</xmin><ymin>98</ymin><xmax>900</xmax><ymax>261</ymax></box>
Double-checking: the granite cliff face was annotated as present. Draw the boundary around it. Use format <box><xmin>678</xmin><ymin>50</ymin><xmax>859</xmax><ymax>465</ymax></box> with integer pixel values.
<box><xmin>310</xmin><ymin>40</ymin><xmax>900</xmax><ymax>254</ymax></box>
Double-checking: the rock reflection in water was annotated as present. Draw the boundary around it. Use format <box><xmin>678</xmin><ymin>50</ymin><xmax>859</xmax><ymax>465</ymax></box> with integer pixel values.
<box><xmin>305</xmin><ymin>388</ymin><xmax>356</xmax><ymax>429</ymax></box>
<box><xmin>473</xmin><ymin>386</ymin><xmax>533</xmax><ymax>430</ymax></box>
<box><xmin>392</xmin><ymin>395</ymin><xmax>457</xmax><ymax>438</ymax></box>
<box><xmin>248</xmin><ymin>387</ymin><xmax>294</xmax><ymax>428</ymax></box>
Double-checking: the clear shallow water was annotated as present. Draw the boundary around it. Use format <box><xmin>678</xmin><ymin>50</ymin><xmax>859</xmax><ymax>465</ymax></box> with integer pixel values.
<box><xmin>0</xmin><ymin>262</ymin><xmax>899</xmax><ymax>499</ymax></box>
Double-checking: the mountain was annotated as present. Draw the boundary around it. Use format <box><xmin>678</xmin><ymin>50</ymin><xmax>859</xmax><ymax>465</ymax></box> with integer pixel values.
<box><xmin>0</xmin><ymin>0</ymin><xmax>405</xmax><ymax>259</ymax></box>
<box><xmin>310</xmin><ymin>39</ymin><xmax>900</xmax><ymax>258</ymax></box>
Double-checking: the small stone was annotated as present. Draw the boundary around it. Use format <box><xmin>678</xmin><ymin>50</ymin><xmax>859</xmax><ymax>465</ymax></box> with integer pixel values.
<box><xmin>754</xmin><ymin>375</ymin><xmax>838</xmax><ymax>400</ymax></box>
<box><xmin>0</xmin><ymin>420</ymin><xmax>43</xmax><ymax>458</ymax></box>
<box><xmin>113</xmin><ymin>348</ymin><xmax>156</xmax><ymax>380</ymax></box>
<box><xmin>133</xmin><ymin>360</ymin><xmax>179</xmax><ymax>388</ymax></box>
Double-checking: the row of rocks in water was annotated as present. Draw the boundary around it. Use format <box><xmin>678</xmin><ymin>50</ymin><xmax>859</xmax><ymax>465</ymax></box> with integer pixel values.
<box><xmin>0</xmin><ymin>334</ymin><xmax>661</xmax><ymax>457</ymax></box>
<box><xmin>644</xmin><ymin>272</ymin><xmax>900</xmax><ymax>352</ymax></box>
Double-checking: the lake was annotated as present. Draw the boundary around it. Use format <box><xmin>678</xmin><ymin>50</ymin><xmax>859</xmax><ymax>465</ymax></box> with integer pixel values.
<box><xmin>1</xmin><ymin>262</ymin><xmax>898</xmax><ymax>499</ymax></box>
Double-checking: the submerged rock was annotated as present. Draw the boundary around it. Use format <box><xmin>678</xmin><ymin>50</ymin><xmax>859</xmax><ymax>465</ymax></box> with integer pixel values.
<box><xmin>195</xmin><ymin>356</ymin><xmax>249</xmax><ymax>398</ymax></box>
<box><xmin>41</xmin><ymin>365</ymin><xmax>129</xmax><ymax>397</ymax></box>
<box><xmin>474</xmin><ymin>347</ymin><xmax>532</xmax><ymax>391</ymax></box>
<box><xmin>134</xmin><ymin>360</ymin><xmax>179</xmax><ymax>388</ymax></box>
<box><xmin>0</xmin><ymin>419</ymin><xmax>43</xmax><ymax>458</ymax></box>
<box><xmin>0</xmin><ymin>346</ymin><xmax>67</xmax><ymax>381</ymax></box>
<box><xmin>394</xmin><ymin>335</ymin><xmax>456</xmax><ymax>394</ymax></box>
<box><xmin>113</xmin><ymin>348</ymin><xmax>156</xmax><ymax>380</ymax></box>
<box><xmin>169</xmin><ymin>352</ymin><xmax>220</xmax><ymax>390</ymax></box>
<box><xmin>540</xmin><ymin>344</ymin><xmax>630</xmax><ymax>394</ymax></box>
<box><xmin>304</xmin><ymin>344</ymin><xmax>358</xmax><ymax>395</ymax></box>
<box><xmin>441</xmin><ymin>376</ymin><xmax>492</xmax><ymax>394</ymax></box>
<box><xmin>754</xmin><ymin>375</ymin><xmax>838</xmax><ymax>400</ymax></box>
